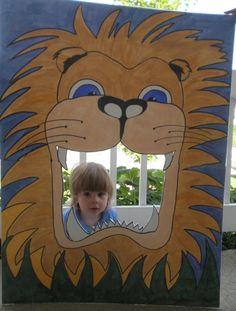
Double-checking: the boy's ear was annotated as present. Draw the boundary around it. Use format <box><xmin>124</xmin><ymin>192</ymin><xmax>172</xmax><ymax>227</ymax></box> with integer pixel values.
<box><xmin>169</xmin><ymin>59</ymin><xmax>191</xmax><ymax>81</ymax></box>
<box><xmin>53</xmin><ymin>47</ymin><xmax>88</xmax><ymax>73</ymax></box>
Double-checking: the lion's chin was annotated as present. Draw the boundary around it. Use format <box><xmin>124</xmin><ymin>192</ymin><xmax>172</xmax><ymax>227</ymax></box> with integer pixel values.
<box><xmin>56</xmin><ymin>145</ymin><xmax>174</xmax><ymax>242</ymax></box>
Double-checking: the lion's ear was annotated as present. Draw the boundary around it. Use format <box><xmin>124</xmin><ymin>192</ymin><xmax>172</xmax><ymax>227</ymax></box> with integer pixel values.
<box><xmin>169</xmin><ymin>59</ymin><xmax>191</xmax><ymax>81</ymax></box>
<box><xmin>53</xmin><ymin>47</ymin><xmax>87</xmax><ymax>73</ymax></box>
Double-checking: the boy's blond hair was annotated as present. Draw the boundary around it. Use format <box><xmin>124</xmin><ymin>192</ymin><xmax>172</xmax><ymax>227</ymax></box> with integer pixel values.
<box><xmin>69</xmin><ymin>162</ymin><xmax>113</xmax><ymax>207</ymax></box>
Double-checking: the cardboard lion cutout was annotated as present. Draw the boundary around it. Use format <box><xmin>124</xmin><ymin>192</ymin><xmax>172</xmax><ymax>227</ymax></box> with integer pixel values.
<box><xmin>0</xmin><ymin>0</ymin><xmax>235</xmax><ymax>306</ymax></box>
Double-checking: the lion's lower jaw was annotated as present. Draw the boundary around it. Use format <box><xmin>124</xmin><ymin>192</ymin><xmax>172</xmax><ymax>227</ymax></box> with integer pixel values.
<box><xmin>55</xmin><ymin>146</ymin><xmax>175</xmax><ymax>243</ymax></box>
<box><xmin>66</xmin><ymin>204</ymin><xmax>159</xmax><ymax>241</ymax></box>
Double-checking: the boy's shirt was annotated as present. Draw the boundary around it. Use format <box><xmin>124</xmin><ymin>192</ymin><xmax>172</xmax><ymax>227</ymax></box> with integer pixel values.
<box><xmin>63</xmin><ymin>206</ymin><xmax>118</xmax><ymax>237</ymax></box>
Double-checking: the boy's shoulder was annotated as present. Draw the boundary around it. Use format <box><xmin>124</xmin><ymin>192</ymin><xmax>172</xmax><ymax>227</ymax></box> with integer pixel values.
<box><xmin>103</xmin><ymin>207</ymin><xmax>118</xmax><ymax>222</ymax></box>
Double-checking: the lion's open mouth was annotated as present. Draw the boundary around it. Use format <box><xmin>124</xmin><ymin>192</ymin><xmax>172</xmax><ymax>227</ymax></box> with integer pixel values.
<box><xmin>56</xmin><ymin>146</ymin><xmax>174</xmax><ymax>242</ymax></box>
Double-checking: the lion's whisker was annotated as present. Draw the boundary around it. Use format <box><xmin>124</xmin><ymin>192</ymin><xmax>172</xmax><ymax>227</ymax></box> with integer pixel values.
<box><xmin>166</xmin><ymin>141</ymin><xmax>206</xmax><ymax>146</ymax></box>
<box><xmin>37</xmin><ymin>118</ymin><xmax>83</xmax><ymax>127</ymax></box>
<box><xmin>153</xmin><ymin>125</ymin><xmax>214</xmax><ymax>137</ymax></box>
<box><xmin>47</xmin><ymin>140</ymin><xmax>68</xmax><ymax>145</ymax></box>
<box><xmin>168</xmin><ymin>130</ymin><xmax>210</xmax><ymax>140</ymax></box>
<box><xmin>18</xmin><ymin>133</ymin><xmax>86</xmax><ymax>150</ymax></box>
<box><xmin>153</xmin><ymin>124</ymin><xmax>186</xmax><ymax>130</ymax></box>
<box><xmin>17</xmin><ymin>126</ymin><xmax>68</xmax><ymax>150</ymax></box>
<box><xmin>46</xmin><ymin>134</ymin><xmax>86</xmax><ymax>141</ymax></box>
<box><xmin>154</xmin><ymin>135</ymin><xmax>205</xmax><ymax>143</ymax></box>
<box><xmin>17</xmin><ymin>119</ymin><xmax>86</xmax><ymax>150</ymax></box>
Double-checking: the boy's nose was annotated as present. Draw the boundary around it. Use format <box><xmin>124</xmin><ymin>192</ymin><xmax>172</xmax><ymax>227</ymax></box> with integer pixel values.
<box><xmin>91</xmin><ymin>193</ymin><xmax>99</xmax><ymax>201</ymax></box>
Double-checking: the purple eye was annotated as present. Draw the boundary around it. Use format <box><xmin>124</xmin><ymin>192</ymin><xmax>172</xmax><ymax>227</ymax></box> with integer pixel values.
<box><xmin>69</xmin><ymin>79</ymin><xmax>104</xmax><ymax>99</ymax></box>
<box><xmin>139</xmin><ymin>86</ymin><xmax>171</xmax><ymax>104</ymax></box>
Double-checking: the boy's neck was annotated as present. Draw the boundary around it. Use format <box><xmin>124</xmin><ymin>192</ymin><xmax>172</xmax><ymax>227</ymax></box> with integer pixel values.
<box><xmin>79</xmin><ymin>211</ymin><xmax>101</xmax><ymax>227</ymax></box>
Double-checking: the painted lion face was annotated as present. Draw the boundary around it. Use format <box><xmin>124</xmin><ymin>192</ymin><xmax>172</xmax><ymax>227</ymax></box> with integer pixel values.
<box><xmin>2</xmin><ymin>6</ymin><xmax>228</xmax><ymax>291</ymax></box>
<box><xmin>48</xmin><ymin>49</ymin><xmax>188</xmax><ymax>249</ymax></box>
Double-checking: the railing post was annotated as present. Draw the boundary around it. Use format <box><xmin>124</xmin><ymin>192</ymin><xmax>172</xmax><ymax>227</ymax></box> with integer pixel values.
<box><xmin>224</xmin><ymin>73</ymin><xmax>236</xmax><ymax>204</ymax></box>
<box><xmin>139</xmin><ymin>154</ymin><xmax>147</xmax><ymax>205</ymax></box>
<box><xmin>79</xmin><ymin>152</ymin><xmax>87</xmax><ymax>163</ymax></box>
<box><xmin>110</xmin><ymin>146</ymin><xmax>117</xmax><ymax>205</ymax></box>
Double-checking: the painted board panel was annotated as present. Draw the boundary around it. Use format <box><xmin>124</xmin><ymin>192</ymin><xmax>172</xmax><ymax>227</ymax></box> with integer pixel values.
<box><xmin>0</xmin><ymin>0</ymin><xmax>235</xmax><ymax>306</ymax></box>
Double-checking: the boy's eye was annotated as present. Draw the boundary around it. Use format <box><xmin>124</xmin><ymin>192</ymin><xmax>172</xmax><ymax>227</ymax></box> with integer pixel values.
<box><xmin>83</xmin><ymin>191</ymin><xmax>91</xmax><ymax>197</ymax></box>
<box><xmin>98</xmin><ymin>192</ymin><xmax>106</xmax><ymax>197</ymax></box>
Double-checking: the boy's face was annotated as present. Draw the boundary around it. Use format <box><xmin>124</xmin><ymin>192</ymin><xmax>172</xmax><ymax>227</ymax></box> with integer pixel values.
<box><xmin>76</xmin><ymin>191</ymin><xmax>109</xmax><ymax>221</ymax></box>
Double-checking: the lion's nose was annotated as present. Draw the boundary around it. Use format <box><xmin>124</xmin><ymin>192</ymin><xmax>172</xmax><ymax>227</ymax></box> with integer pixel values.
<box><xmin>98</xmin><ymin>96</ymin><xmax>147</xmax><ymax>139</ymax></box>
<box><xmin>103</xmin><ymin>102</ymin><xmax>122</xmax><ymax>119</ymax></box>
<box><xmin>126</xmin><ymin>104</ymin><xmax>144</xmax><ymax>118</ymax></box>
<box><xmin>103</xmin><ymin>102</ymin><xmax>145</xmax><ymax>119</ymax></box>
<box><xmin>98</xmin><ymin>96</ymin><xmax>147</xmax><ymax>119</ymax></box>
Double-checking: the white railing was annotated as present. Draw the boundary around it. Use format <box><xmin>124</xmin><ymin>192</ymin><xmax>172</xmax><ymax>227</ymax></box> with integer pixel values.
<box><xmin>223</xmin><ymin>70</ymin><xmax>236</xmax><ymax>232</ymax></box>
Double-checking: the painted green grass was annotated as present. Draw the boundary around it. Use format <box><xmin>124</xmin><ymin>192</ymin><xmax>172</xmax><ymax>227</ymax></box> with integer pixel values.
<box><xmin>2</xmin><ymin>238</ymin><xmax>220</xmax><ymax>307</ymax></box>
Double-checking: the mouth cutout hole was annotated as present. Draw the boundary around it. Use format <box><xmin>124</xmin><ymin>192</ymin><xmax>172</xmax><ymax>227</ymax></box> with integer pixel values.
<box><xmin>59</xmin><ymin>144</ymin><xmax>171</xmax><ymax>241</ymax></box>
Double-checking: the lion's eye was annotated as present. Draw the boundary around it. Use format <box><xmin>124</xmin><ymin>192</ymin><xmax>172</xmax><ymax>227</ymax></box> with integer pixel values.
<box><xmin>69</xmin><ymin>79</ymin><xmax>104</xmax><ymax>99</ymax></box>
<box><xmin>139</xmin><ymin>86</ymin><xmax>171</xmax><ymax>104</ymax></box>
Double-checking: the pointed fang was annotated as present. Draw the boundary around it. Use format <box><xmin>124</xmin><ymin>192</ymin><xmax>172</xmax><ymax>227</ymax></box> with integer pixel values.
<box><xmin>143</xmin><ymin>206</ymin><xmax>159</xmax><ymax>233</ymax></box>
<box><xmin>163</xmin><ymin>152</ymin><xmax>174</xmax><ymax>171</ymax></box>
<box><xmin>57</xmin><ymin>146</ymin><xmax>68</xmax><ymax>170</ymax></box>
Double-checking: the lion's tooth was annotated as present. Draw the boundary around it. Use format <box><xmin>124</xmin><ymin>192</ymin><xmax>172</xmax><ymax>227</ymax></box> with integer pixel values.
<box><xmin>121</xmin><ymin>220</ymin><xmax>127</xmax><ymax>227</ymax></box>
<box><xmin>107</xmin><ymin>220</ymin><xmax>116</xmax><ymax>227</ymax></box>
<box><xmin>127</xmin><ymin>221</ymin><xmax>135</xmax><ymax>230</ymax></box>
<box><xmin>116</xmin><ymin>220</ymin><xmax>122</xmax><ymax>226</ymax></box>
<box><xmin>126</xmin><ymin>221</ymin><xmax>143</xmax><ymax>232</ymax></box>
<box><xmin>101</xmin><ymin>222</ymin><xmax>108</xmax><ymax>230</ymax></box>
<box><xmin>57</xmin><ymin>146</ymin><xmax>68</xmax><ymax>170</ymax></box>
<box><xmin>133</xmin><ymin>224</ymin><xmax>140</xmax><ymax>232</ymax></box>
<box><xmin>163</xmin><ymin>152</ymin><xmax>174</xmax><ymax>171</ymax></box>
<box><xmin>143</xmin><ymin>206</ymin><xmax>159</xmax><ymax>233</ymax></box>
<box><xmin>94</xmin><ymin>224</ymin><xmax>101</xmax><ymax>232</ymax></box>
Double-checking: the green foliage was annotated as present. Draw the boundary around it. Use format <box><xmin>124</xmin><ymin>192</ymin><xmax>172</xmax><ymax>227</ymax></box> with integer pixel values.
<box><xmin>222</xmin><ymin>232</ymin><xmax>236</xmax><ymax>250</ymax></box>
<box><xmin>115</xmin><ymin>0</ymin><xmax>196</xmax><ymax>10</ymax></box>
<box><xmin>116</xmin><ymin>166</ymin><xmax>140</xmax><ymax>205</ymax></box>
<box><xmin>230</xmin><ymin>185</ymin><xmax>236</xmax><ymax>203</ymax></box>
<box><xmin>146</xmin><ymin>168</ymin><xmax>164</xmax><ymax>204</ymax></box>
<box><xmin>62</xmin><ymin>169</ymin><xmax>70</xmax><ymax>204</ymax></box>
<box><xmin>233</xmin><ymin>125</ymin><xmax>236</xmax><ymax>147</ymax></box>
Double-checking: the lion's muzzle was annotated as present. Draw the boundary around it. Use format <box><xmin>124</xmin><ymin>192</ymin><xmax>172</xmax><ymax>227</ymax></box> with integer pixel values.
<box><xmin>98</xmin><ymin>96</ymin><xmax>147</xmax><ymax>138</ymax></box>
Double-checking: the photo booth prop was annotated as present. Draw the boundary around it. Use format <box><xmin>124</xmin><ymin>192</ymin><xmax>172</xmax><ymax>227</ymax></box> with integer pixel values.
<box><xmin>0</xmin><ymin>0</ymin><xmax>235</xmax><ymax>306</ymax></box>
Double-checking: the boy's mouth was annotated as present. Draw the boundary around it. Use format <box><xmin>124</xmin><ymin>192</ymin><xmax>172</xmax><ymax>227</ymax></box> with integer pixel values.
<box><xmin>89</xmin><ymin>206</ymin><xmax>101</xmax><ymax>211</ymax></box>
